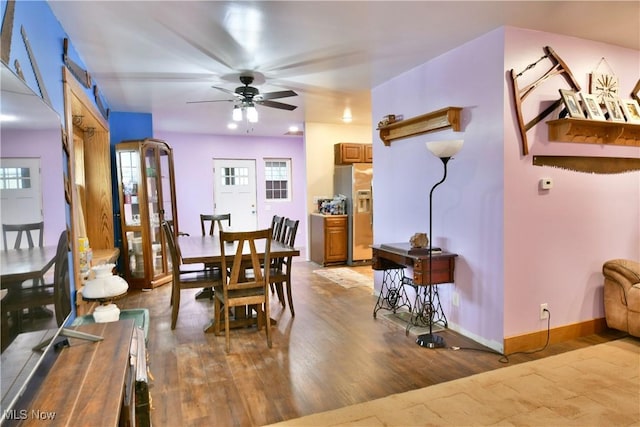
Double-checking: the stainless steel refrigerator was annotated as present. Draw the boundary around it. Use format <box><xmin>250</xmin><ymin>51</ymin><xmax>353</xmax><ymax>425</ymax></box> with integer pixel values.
<box><xmin>334</xmin><ymin>163</ymin><xmax>373</xmax><ymax>264</ymax></box>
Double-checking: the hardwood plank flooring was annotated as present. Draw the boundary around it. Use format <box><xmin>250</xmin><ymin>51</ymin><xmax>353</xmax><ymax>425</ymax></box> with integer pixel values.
<box><xmin>118</xmin><ymin>261</ymin><xmax>624</xmax><ymax>427</ymax></box>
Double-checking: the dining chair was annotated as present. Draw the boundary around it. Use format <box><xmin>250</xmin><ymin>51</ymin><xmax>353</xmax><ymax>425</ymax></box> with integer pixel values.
<box><xmin>270</xmin><ymin>218</ymin><xmax>299</xmax><ymax>316</ymax></box>
<box><xmin>1</xmin><ymin>229</ymin><xmax>66</xmax><ymax>344</ymax></box>
<box><xmin>2</xmin><ymin>222</ymin><xmax>44</xmax><ymax>251</ymax></box>
<box><xmin>200</xmin><ymin>213</ymin><xmax>231</xmax><ymax>236</ymax></box>
<box><xmin>162</xmin><ymin>221</ymin><xmax>222</xmax><ymax>329</ymax></box>
<box><xmin>197</xmin><ymin>214</ymin><xmax>231</xmax><ymax>300</ymax></box>
<box><xmin>213</xmin><ymin>228</ymin><xmax>272</xmax><ymax>353</ymax></box>
<box><xmin>2</xmin><ymin>222</ymin><xmax>48</xmax><ymax>286</ymax></box>
<box><xmin>270</xmin><ymin>215</ymin><xmax>285</xmax><ymax>242</ymax></box>
<box><xmin>167</xmin><ymin>219</ymin><xmax>189</xmax><ymax>236</ymax></box>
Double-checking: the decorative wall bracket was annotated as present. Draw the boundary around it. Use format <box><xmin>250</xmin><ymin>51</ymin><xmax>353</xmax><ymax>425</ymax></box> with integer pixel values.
<box><xmin>509</xmin><ymin>46</ymin><xmax>581</xmax><ymax>156</ymax></box>
<box><xmin>377</xmin><ymin>107</ymin><xmax>462</xmax><ymax>146</ymax></box>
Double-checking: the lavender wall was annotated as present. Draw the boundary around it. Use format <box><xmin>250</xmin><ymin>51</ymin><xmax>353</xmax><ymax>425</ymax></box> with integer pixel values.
<box><xmin>373</xmin><ymin>26</ymin><xmax>639</xmax><ymax>351</ymax></box>
<box><xmin>154</xmin><ymin>130</ymin><xmax>308</xmax><ymax>250</ymax></box>
<box><xmin>1</xmin><ymin>128</ymin><xmax>66</xmax><ymax>245</ymax></box>
<box><xmin>372</xmin><ymin>28</ymin><xmax>506</xmax><ymax>349</ymax></box>
<box><xmin>503</xmin><ymin>28</ymin><xmax>640</xmax><ymax>338</ymax></box>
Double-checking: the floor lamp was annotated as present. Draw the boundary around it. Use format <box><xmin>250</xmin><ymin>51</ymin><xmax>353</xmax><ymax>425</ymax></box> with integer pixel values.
<box><xmin>416</xmin><ymin>139</ymin><xmax>464</xmax><ymax>349</ymax></box>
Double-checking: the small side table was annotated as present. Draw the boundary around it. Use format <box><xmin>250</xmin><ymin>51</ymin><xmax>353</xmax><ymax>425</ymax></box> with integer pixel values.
<box><xmin>372</xmin><ymin>264</ymin><xmax>412</xmax><ymax>317</ymax></box>
<box><xmin>372</xmin><ymin>243</ymin><xmax>458</xmax><ymax>334</ymax></box>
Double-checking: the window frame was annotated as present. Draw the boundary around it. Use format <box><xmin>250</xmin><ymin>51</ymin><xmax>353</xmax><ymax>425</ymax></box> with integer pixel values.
<box><xmin>264</xmin><ymin>158</ymin><xmax>291</xmax><ymax>202</ymax></box>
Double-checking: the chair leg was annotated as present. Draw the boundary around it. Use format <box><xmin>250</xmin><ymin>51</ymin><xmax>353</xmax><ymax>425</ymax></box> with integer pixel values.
<box><xmin>264</xmin><ymin>297</ymin><xmax>272</xmax><ymax>348</ymax></box>
<box><xmin>171</xmin><ymin>284</ymin><xmax>180</xmax><ymax>330</ymax></box>
<box><xmin>224</xmin><ymin>302</ymin><xmax>231</xmax><ymax>353</ymax></box>
<box><xmin>286</xmin><ymin>281</ymin><xmax>295</xmax><ymax>317</ymax></box>
<box><xmin>274</xmin><ymin>283</ymin><xmax>285</xmax><ymax>307</ymax></box>
<box><xmin>213</xmin><ymin>297</ymin><xmax>221</xmax><ymax>336</ymax></box>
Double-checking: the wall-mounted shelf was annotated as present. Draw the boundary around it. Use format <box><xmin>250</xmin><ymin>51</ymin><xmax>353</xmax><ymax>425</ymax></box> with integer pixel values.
<box><xmin>547</xmin><ymin>118</ymin><xmax>640</xmax><ymax>146</ymax></box>
<box><xmin>378</xmin><ymin>107</ymin><xmax>462</xmax><ymax>146</ymax></box>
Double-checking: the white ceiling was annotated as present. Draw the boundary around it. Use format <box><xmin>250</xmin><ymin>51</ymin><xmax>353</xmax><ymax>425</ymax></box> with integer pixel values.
<box><xmin>46</xmin><ymin>1</ymin><xmax>639</xmax><ymax>137</ymax></box>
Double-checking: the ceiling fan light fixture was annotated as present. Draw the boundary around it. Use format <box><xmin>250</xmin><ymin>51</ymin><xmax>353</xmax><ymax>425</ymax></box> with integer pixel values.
<box><xmin>247</xmin><ymin>104</ymin><xmax>258</xmax><ymax>123</ymax></box>
<box><xmin>232</xmin><ymin>106</ymin><xmax>243</xmax><ymax>122</ymax></box>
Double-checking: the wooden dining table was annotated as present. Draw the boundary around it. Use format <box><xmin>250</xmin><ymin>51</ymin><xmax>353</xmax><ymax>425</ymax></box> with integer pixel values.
<box><xmin>178</xmin><ymin>235</ymin><xmax>300</xmax><ymax>333</ymax></box>
<box><xmin>0</xmin><ymin>245</ymin><xmax>57</xmax><ymax>288</ymax></box>
<box><xmin>179</xmin><ymin>235</ymin><xmax>300</xmax><ymax>265</ymax></box>
<box><xmin>1</xmin><ymin>245</ymin><xmax>58</xmax><ymax>351</ymax></box>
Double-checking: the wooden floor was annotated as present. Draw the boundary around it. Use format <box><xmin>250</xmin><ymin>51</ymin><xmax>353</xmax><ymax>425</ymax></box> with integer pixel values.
<box><xmin>119</xmin><ymin>261</ymin><xmax>624</xmax><ymax>427</ymax></box>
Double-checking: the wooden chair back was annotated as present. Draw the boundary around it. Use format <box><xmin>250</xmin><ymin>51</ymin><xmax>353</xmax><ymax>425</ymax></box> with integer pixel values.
<box><xmin>279</xmin><ymin>218</ymin><xmax>299</xmax><ymax>247</ymax></box>
<box><xmin>200</xmin><ymin>214</ymin><xmax>231</xmax><ymax>236</ymax></box>
<box><xmin>2</xmin><ymin>221</ymin><xmax>44</xmax><ymax>250</ymax></box>
<box><xmin>270</xmin><ymin>218</ymin><xmax>299</xmax><ymax>316</ymax></box>
<box><xmin>52</xmin><ymin>230</ymin><xmax>72</xmax><ymax>326</ymax></box>
<box><xmin>270</xmin><ymin>215</ymin><xmax>285</xmax><ymax>242</ymax></box>
<box><xmin>215</xmin><ymin>228</ymin><xmax>272</xmax><ymax>352</ymax></box>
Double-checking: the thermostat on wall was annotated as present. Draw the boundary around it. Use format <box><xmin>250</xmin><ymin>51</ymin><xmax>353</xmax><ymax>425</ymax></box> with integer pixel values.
<box><xmin>539</xmin><ymin>178</ymin><xmax>553</xmax><ymax>190</ymax></box>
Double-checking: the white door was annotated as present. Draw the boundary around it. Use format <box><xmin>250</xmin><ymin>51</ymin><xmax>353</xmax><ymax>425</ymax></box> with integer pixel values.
<box><xmin>212</xmin><ymin>159</ymin><xmax>257</xmax><ymax>231</ymax></box>
<box><xmin>0</xmin><ymin>158</ymin><xmax>43</xmax><ymax>248</ymax></box>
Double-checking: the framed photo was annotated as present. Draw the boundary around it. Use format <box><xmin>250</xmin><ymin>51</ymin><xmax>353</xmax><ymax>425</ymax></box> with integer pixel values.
<box><xmin>604</xmin><ymin>98</ymin><xmax>625</xmax><ymax>122</ymax></box>
<box><xmin>559</xmin><ymin>89</ymin><xmax>584</xmax><ymax>118</ymax></box>
<box><xmin>632</xmin><ymin>79</ymin><xmax>640</xmax><ymax>103</ymax></box>
<box><xmin>579</xmin><ymin>92</ymin><xmax>606</xmax><ymax>121</ymax></box>
<box><xmin>619</xmin><ymin>98</ymin><xmax>640</xmax><ymax>124</ymax></box>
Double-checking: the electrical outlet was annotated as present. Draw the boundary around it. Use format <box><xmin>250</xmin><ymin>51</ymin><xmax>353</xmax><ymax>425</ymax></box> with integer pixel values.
<box><xmin>539</xmin><ymin>303</ymin><xmax>549</xmax><ymax>320</ymax></box>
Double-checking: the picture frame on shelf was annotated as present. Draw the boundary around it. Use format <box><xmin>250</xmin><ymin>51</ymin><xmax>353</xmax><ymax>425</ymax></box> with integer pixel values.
<box><xmin>604</xmin><ymin>97</ymin><xmax>625</xmax><ymax>122</ymax></box>
<box><xmin>619</xmin><ymin>98</ymin><xmax>640</xmax><ymax>124</ymax></box>
<box><xmin>559</xmin><ymin>89</ymin><xmax>584</xmax><ymax>118</ymax></box>
<box><xmin>579</xmin><ymin>92</ymin><xmax>606</xmax><ymax>121</ymax></box>
<box><xmin>631</xmin><ymin>79</ymin><xmax>640</xmax><ymax>103</ymax></box>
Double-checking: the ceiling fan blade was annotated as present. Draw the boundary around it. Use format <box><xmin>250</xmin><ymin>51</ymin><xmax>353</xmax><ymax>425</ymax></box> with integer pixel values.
<box><xmin>257</xmin><ymin>100</ymin><xmax>297</xmax><ymax>111</ymax></box>
<box><xmin>258</xmin><ymin>90</ymin><xmax>298</xmax><ymax>100</ymax></box>
<box><xmin>186</xmin><ymin>99</ymin><xmax>233</xmax><ymax>104</ymax></box>
<box><xmin>212</xmin><ymin>85</ymin><xmax>243</xmax><ymax>98</ymax></box>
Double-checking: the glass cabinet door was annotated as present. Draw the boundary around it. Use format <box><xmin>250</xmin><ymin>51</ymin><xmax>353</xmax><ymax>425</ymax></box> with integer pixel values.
<box><xmin>119</xmin><ymin>150</ymin><xmax>141</xmax><ymax>228</ymax></box>
<box><xmin>158</xmin><ymin>147</ymin><xmax>174</xmax><ymax>226</ymax></box>
<box><xmin>118</xmin><ymin>150</ymin><xmax>144</xmax><ymax>278</ymax></box>
<box><xmin>143</xmin><ymin>147</ymin><xmax>163</xmax><ymax>276</ymax></box>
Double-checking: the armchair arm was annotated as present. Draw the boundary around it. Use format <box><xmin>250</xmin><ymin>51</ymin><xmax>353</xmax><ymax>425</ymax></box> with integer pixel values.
<box><xmin>603</xmin><ymin>259</ymin><xmax>640</xmax><ymax>292</ymax></box>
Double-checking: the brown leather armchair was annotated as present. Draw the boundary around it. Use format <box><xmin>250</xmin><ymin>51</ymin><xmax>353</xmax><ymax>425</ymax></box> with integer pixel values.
<box><xmin>603</xmin><ymin>259</ymin><xmax>640</xmax><ymax>337</ymax></box>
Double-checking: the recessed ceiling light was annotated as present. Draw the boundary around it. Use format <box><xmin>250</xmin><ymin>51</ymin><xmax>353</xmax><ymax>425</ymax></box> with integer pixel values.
<box><xmin>288</xmin><ymin>125</ymin><xmax>299</xmax><ymax>133</ymax></box>
<box><xmin>227</xmin><ymin>122</ymin><xmax>238</xmax><ymax>129</ymax></box>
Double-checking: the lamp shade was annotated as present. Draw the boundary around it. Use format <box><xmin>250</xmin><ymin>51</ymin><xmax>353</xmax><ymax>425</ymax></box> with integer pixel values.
<box><xmin>425</xmin><ymin>139</ymin><xmax>464</xmax><ymax>158</ymax></box>
<box><xmin>232</xmin><ymin>106</ymin><xmax>242</xmax><ymax>121</ymax></box>
<box><xmin>246</xmin><ymin>105</ymin><xmax>258</xmax><ymax>123</ymax></box>
<box><xmin>83</xmin><ymin>264</ymin><xmax>129</xmax><ymax>299</ymax></box>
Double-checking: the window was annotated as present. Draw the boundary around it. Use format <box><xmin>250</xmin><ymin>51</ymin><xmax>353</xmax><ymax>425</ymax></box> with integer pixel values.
<box><xmin>221</xmin><ymin>166</ymin><xmax>249</xmax><ymax>187</ymax></box>
<box><xmin>265</xmin><ymin>159</ymin><xmax>290</xmax><ymax>200</ymax></box>
<box><xmin>0</xmin><ymin>167</ymin><xmax>31</xmax><ymax>189</ymax></box>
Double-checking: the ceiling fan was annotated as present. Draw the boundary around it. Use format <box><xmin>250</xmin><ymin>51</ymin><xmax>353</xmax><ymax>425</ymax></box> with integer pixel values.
<box><xmin>188</xmin><ymin>73</ymin><xmax>298</xmax><ymax>113</ymax></box>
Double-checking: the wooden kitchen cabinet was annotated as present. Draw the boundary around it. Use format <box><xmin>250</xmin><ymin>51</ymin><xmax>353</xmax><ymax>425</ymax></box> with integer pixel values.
<box><xmin>364</xmin><ymin>144</ymin><xmax>373</xmax><ymax>162</ymax></box>
<box><xmin>310</xmin><ymin>213</ymin><xmax>347</xmax><ymax>265</ymax></box>
<box><xmin>334</xmin><ymin>143</ymin><xmax>372</xmax><ymax>165</ymax></box>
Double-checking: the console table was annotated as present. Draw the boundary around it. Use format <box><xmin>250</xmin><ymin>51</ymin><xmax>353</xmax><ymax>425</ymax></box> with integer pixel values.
<box><xmin>8</xmin><ymin>320</ymin><xmax>136</xmax><ymax>426</ymax></box>
<box><xmin>372</xmin><ymin>243</ymin><xmax>458</xmax><ymax>331</ymax></box>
